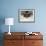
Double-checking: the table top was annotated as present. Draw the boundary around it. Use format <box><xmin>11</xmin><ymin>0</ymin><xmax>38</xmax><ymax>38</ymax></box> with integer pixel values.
<box><xmin>4</xmin><ymin>32</ymin><xmax>43</xmax><ymax>40</ymax></box>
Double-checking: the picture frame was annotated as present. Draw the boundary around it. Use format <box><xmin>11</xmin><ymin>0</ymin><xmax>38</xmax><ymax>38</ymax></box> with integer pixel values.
<box><xmin>18</xmin><ymin>9</ymin><xmax>35</xmax><ymax>23</ymax></box>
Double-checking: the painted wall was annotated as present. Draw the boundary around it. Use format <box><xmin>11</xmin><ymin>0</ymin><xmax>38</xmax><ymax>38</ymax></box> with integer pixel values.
<box><xmin>0</xmin><ymin>0</ymin><xmax>46</xmax><ymax>32</ymax></box>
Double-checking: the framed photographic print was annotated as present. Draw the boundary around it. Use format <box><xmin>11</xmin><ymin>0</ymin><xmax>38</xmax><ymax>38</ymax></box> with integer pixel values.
<box><xmin>18</xmin><ymin>9</ymin><xmax>35</xmax><ymax>23</ymax></box>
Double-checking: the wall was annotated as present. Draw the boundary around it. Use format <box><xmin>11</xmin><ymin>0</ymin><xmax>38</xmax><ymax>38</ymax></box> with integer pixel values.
<box><xmin>0</xmin><ymin>0</ymin><xmax>46</xmax><ymax>32</ymax></box>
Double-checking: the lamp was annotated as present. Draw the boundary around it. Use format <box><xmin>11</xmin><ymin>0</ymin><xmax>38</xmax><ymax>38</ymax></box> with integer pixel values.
<box><xmin>5</xmin><ymin>18</ymin><xmax>14</xmax><ymax>35</ymax></box>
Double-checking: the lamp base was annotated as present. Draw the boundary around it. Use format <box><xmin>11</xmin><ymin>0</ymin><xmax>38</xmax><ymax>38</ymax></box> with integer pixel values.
<box><xmin>8</xmin><ymin>32</ymin><xmax>11</xmax><ymax>35</ymax></box>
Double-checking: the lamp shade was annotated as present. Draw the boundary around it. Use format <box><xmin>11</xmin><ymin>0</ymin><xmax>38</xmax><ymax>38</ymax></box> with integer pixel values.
<box><xmin>5</xmin><ymin>18</ymin><xmax>14</xmax><ymax>25</ymax></box>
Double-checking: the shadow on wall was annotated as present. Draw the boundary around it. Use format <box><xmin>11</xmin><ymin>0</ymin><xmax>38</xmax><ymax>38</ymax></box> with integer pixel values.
<box><xmin>0</xmin><ymin>16</ymin><xmax>5</xmax><ymax>46</ymax></box>
<box><xmin>0</xmin><ymin>16</ymin><xmax>5</xmax><ymax>32</ymax></box>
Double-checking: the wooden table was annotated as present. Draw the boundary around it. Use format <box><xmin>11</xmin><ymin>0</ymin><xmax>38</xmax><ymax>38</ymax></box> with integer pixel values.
<box><xmin>4</xmin><ymin>32</ymin><xmax>43</xmax><ymax>46</ymax></box>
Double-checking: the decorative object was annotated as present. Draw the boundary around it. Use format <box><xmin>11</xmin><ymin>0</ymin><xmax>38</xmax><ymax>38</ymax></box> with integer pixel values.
<box><xmin>18</xmin><ymin>9</ymin><xmax>35</xmax><ymax>23</ymax></box>
<box><xmin>5</xmin><ymin>18</ymin><xmax>14</xmax><ymax>35</ymax></box>
<box><xmin>25</xmin><ymin>32</ymin><xmax>38</xmax><ymax>35</ymax></box>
